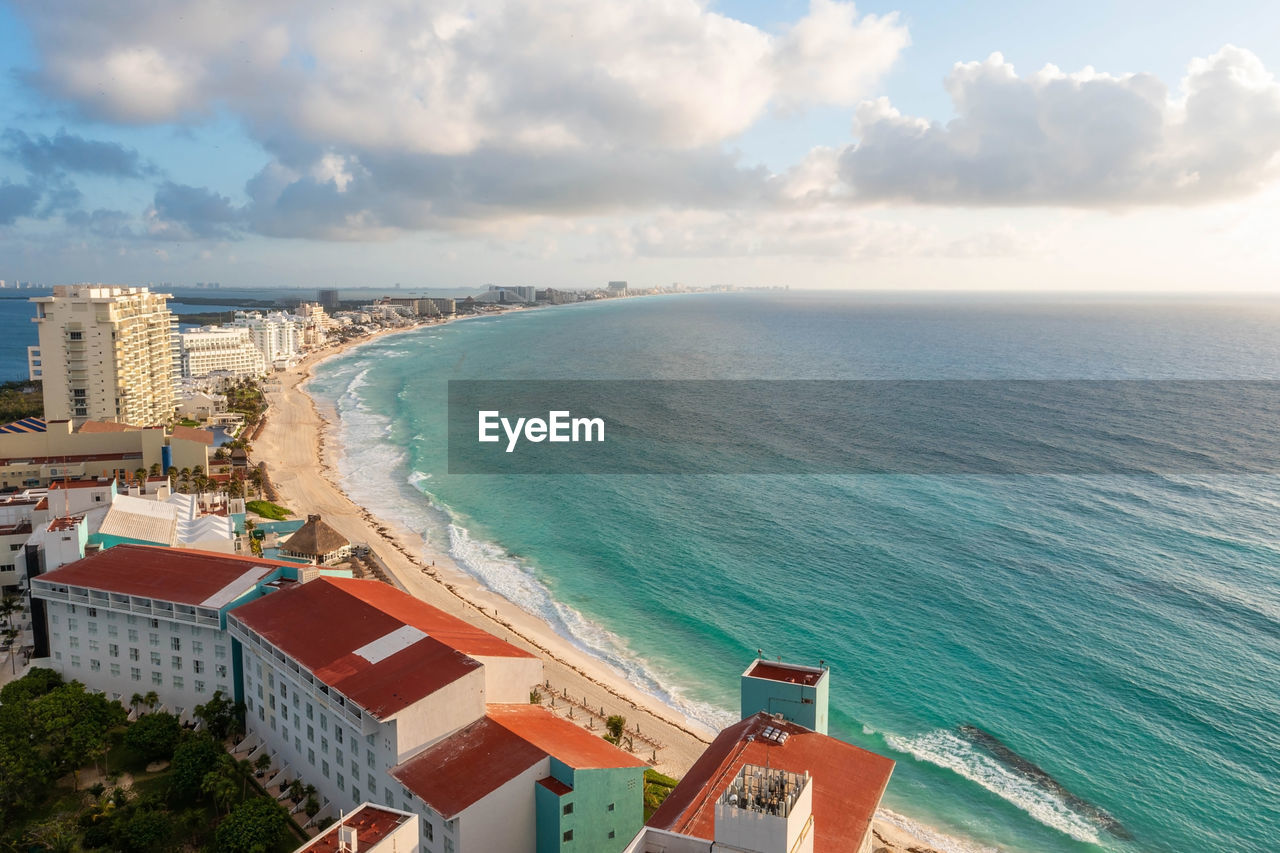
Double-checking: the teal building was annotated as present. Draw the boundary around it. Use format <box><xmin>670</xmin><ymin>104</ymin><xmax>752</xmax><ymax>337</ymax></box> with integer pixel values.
<box><xmin>740</xmin><ymin>657</ymin><xmax>830</xmax><ymax>734</ymax></box>
<box><xmin>534</xmin><ymin>757</ymin><xmax>644</xmax><ymax>852</ymax></box>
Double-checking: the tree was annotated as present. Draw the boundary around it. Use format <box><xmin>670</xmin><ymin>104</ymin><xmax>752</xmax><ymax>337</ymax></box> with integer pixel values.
<box><xmin>202</xmin><ymin>765</ymin><xmax>238</xmax><ymax>815</ymax></box>
<box><xmin>134</xmin><ymin>467</ymin><xmax>148</xmax><ymax>485</ymax></box>
<box><xmin>304</xmin><ymin>794</ymin><xmax>320</xmax><ymax>820</ymax></box>
<box><xmin>149</xmin><ymin>463</ymin><xmax>161</xmax><ymax>477</ymax></box>
<box><xmin>143</xmin><ymin>690</ymin><xmax>159</xmax><ymax>712</ymax></box>
<box><xmin>0</xmin><ymin>665</ymin><xmax>62</xmax><ymax>705</ymax></box>
<box><xmin>116</xmin><ymin>807</ymin><xmax>175</xmax><ymax>852</ymax></box>
<box><xmin>0</xmin><ymin>594</ymin><xmax>20</xmax><ymax>628</ymax></box>
<box><xmin>213</xmin><ymin>796</ymin><xmax>289</xmax><ymax>853</ymax></box>
<box><xmin>124</xmin><ymin>711</ymin><xmax>182</xmax><ymax>763</ymax></box>
<box><xmin>168</xmin><ymin>733</ymin><xmax>222</xmax><ymax>805</ymax></box>
<box><xmin>605</xmin><ymin>714</ymin><xmax>627</xmax><ymax>744</ymax></box>
<box><xmin>194</xmin><ymin>690</ymin><xmax>243</xmax><ymax>741</ymax></box>
<box><xmin>0</xmin><ymin>701</ymin><xmax>51</xmax><ymax>818</ymax></box>
<box><xmin>253</xmin><ymin>753</ymin><xmax>272</xmax><ymax>778</ymax></box>
<box><xmin>287</xmin><ymin>778</ymin><xmax>304</xmax><ymax>804</ymax></box>
<box><xmin>29</xmin><ymin>682</ymin><xmax>126</xmax><ymax>789</ymax></box>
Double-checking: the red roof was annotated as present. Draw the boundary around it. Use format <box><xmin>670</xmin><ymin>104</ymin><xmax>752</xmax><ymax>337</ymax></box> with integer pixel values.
<box><xmin>746</xmin><ymin>661</ymin><xmax>825</xmax><ymax>686</ymax></box>
<box><xmin>487</xmin><ymin>704</ymin><xmax>648</xmax><ymax>770</ymax></box>
<box><xmin>537</xmin><ymin>776</ymin><xmax>573</xmax><ymax>796</ymax></box>
<box><xmin>50</xmin><ymin>479</ymin><xmax>114</xmax><ymax>490</ymax></box>
<box><xmin>647</xmin><ymin>713</ymin><xmax>894</xmax><ymax>852</ymax></box>
<box><xmin>39</xmin><ymin>544</ymin><xmax>293</xmax><ymax>607</ymax></box>
<box><xmin>392</xmin><ymin>715</ymin><xmax>548</xmax><ymax>818</ymax></box>
<box><xmin>231</xmin><ymin>578</ymin><xmax>531</xmax><ymax>719</ymax></box>
<box><xmin>320</xmin><ymin>577</ymin><xmax>533</xmax><ymax>660</ymax></box>
<box><xmin>392</xmin><ymin>705</ymin><xmax>644</xmax><ymax>817</ymax></box>
<box><xmin>296</xmin><ymin>804</ymin><xmax>412</xmax><ymax>852</ymax></box>
<box><xmin>171</xmin><ymin>425</ymin><xmax>214</xmax><ymax>446</ymax></box>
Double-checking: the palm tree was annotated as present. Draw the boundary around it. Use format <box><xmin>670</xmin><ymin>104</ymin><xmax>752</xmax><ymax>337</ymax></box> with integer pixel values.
<box><xmin>129</xmin><ymin>693</ymin><xmax>144</xmax><ymax>716</ymax></box>
<box><xmin>0</xmin><ymin>594</ymin><xmax>20</xmax><ymax>628</ymax></box>
<box><xmin>149</xmin><ymin>463</ymin><xmax>162</xmax><ymax>477</ymax></box>
<box><xmin>166</xmin><ymin>466</ymin><xmax>179</xmax><ymax>488</ymax></box>
<box><xmin>179</xmin><ymin>468</ymin><xmax>191</xmax><ymax>493</ymax></box>
<box><xmin>143</xmin><ymin>690</ymin><xmax>159</xmax><ymax>712</ymax></box>
<box><xmin>202</xmin><ymin>765</ymin><xmax>238</xmax><ymax>815</ymax></box>
<box><xmin>133</xmin><ymin>467</ymin><xmax>147</xmax><ymax>485</ymax></box>
<box><xmin>287</xmin><ymin>778</ymin><xmax>305</xmax><ymax>804</ymax></box>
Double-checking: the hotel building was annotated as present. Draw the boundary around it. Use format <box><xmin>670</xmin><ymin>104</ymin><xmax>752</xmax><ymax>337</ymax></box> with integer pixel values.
<box><xmin>28</xmin><ymin>285</ymin><xmax>178</xmax><ymax>426</ymax></box>
<box><xmin>179</xmin><ymin>326</ymin><xmax>268</xmax><ymax>379</ymax></box>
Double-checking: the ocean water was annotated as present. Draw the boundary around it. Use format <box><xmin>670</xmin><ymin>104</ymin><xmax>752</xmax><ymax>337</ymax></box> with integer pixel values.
<box><xmin>307</xmin><ymin>292</ymin><xmax>1280</xmax><ymax>853</ymax></box>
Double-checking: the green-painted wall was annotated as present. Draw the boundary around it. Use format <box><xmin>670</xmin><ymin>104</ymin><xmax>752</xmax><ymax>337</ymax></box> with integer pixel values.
<box><xmin>741</xmin><ymin>671</ymin><xmax>829</xmax><ymax>734</ymax></box>
<box><xmin>535</xmin><ymin>758</ymin><xmax>644</xmax><ymax>853</ymax></box>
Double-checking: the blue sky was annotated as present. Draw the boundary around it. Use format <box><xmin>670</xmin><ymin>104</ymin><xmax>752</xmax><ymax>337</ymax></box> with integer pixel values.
<box><xmin>1</xmin><ymin>0</ymin><xmax>1279</xmax><ymax>290</ymax></box>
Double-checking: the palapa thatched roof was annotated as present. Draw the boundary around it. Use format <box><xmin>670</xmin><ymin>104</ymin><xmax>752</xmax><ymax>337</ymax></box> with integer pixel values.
<box><xmin>283</xmin><ymin>514</ymin><xmax>350</xmax><ymax>556</ymax></box>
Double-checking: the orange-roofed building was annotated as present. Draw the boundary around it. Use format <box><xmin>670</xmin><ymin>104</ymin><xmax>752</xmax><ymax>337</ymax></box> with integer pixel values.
<box><xmin>293</xmin><ymin>803</ymin><xmax>419</xmax><ymax>853</ymax></box>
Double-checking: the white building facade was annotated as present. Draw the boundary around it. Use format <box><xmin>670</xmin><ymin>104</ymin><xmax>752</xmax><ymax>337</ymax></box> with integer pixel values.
<box><xmin>179</xmin><ymin>326</ymin><xmax>268</xmax><ymax>378</ymax></box>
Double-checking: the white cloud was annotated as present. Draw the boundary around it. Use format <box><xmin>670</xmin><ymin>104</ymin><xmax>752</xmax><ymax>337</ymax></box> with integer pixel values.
<box><xmin>19</xmin><ymin>0</ymin><xmax>904</xmax><ymax>154</ymax></box>
<box><xmin>837</xmin><ymin>46</ymin><xmax>1280</xmax><ymax>206</ymax></box>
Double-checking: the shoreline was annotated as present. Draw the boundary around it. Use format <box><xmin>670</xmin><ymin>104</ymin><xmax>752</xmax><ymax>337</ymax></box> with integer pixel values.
<box><xmin>255</xmin><ymin>318</ymin><xmax>954</xmax><ymax>853</ymax></box>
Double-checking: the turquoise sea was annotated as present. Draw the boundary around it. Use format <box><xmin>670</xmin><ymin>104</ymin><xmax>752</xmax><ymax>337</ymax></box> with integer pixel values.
<box><xmin>307</xmin><ymin>292</ymin><xmax>1280</xmax><ymax>853</ymax></box>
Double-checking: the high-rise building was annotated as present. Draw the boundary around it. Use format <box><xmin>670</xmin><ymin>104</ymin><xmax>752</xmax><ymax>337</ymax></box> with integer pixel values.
<box><xmin>231</xmin><ymin>311</ymin><xmax>304</xmax><ymax>367</ymax></box>
<box><xmin>318</xmin><ymin>288</ymin><xmax>341</xmax><ymax>312</ymax></box>
<box><xmin>28</xmin><ymin>285</ymin><xmax>177</xmax><ymax>426</ymax></box>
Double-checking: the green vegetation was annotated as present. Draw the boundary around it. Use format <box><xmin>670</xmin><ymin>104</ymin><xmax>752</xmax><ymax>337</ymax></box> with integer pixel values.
<box><xmin>643</xmin><ymin>769</ymin><xmax>679</xmax><ymax>821</ymax></box>
<box><xmin>246</xmin><ymin>500</ymin><xmax>293</xmax><ymax>521</ymax></box>
<box><xmin>225</xmin><ymin>378</ymin><xmax>267</xmax><ymax>430</ymax></box>
<box><xmin>0</xmin><ymin>379</ymin><xmax>41</xmax><ymax>423</ymax></box>
<box><xmin>177</xmin><ymin>418</ymin><xmax>201</xmax><ymax>428</ymax></box>
<box><xmin>0</xmin><ymin>669</ymin><xmax>302</xmax><ymax>852</ymax></box>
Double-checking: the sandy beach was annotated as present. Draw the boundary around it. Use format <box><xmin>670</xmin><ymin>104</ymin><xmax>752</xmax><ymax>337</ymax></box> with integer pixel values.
<box><xmin>254</xmin><ymin>322</ymin><xmax>948</xmax><ymax>853</ymax></box>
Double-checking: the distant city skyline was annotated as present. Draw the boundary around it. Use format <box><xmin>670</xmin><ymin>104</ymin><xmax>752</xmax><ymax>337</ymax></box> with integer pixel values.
<box><xmin>1</xmin><ymin>0</ymin><xmax>1279</xmax><ymax>291</ymax></box>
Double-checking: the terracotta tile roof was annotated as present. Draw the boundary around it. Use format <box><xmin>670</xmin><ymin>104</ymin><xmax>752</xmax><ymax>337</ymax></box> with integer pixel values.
<box><xmin>393</xmin><ymin>706</ymin><xmax>644</xmax><ymax>818</ymax></box>
<box><xmin>230</xmin><ymin>577</ymin><xmax>532</xmax><ymax>719</ymax></box>
<box><xmin>38</xmin><ymin>544</ymin><xmax>292</xmax><ymax>607</ymax></box>
<box><xmin>647</xmin><ymin>713</ymin><xmax>894</xmax><ymax>852</ymax></box>
<box><xmin>50</xmin><ymin>479</ymin><xmax>114</xmax><ymax>490</ymax></box>
<box><xmin>295</xmin><ymin>803</ymin><xmax>412</xmax><ymax>852</ymax></box>
<box><xmin>171</xmin><ymin>424</ymin><xmax>214</xmax><ymax>446</ymax></box>
<box><xmin>77</xmin><ymin>420</ymin><xmax>141</xmax><ymax>433</ymax></box>
<box><xmin>392</xmin><ymin>716</ymin><xmax>548</xmax><ymax>819</ymax></box>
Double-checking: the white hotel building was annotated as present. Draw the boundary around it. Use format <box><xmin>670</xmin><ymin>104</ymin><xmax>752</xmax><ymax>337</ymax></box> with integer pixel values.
<box><xmin>31</xmin><ymin>546</ymin><xmax>300</xmax><ymax>716</ymax></box>
<box><xmin>179</xmin><ymin>326</ymin><xmax>268</xmax><ymax>379</ymax></box>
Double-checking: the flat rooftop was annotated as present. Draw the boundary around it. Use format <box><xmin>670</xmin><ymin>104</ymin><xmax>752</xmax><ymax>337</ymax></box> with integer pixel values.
<box><xmin>294</xmin><ymin>803</ymin><xmax>412</xmax><ymax>853</ymax></box>
<box><xmin>744</xmin><ymin>660</ymin><xmax>826</xmax><ymax>687</ymax></box>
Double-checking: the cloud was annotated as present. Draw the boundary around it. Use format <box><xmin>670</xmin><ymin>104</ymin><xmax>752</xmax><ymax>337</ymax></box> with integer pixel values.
<box><xmin>18</xmin><ymin>0</ymin><xmax>904</xmax><ymax>154</ymax></box>
<box><xmin>3</xmin><ymin>129</ymin><xmax>153</xmax><ymax>178</ymax></box>
<box><xmin>838</xmin><ymin>46</ymin><xmax>1280</xmax><ymax>206</ymax></box>
<box><xmin>147</xmin><ymin>182</ymin><xmax>242</xmax><ymax>240</ymax></box>
<box><xmin>0</xmin><ymin>183</ymin><xmax>41</xmax><ymax>225</ymax></box>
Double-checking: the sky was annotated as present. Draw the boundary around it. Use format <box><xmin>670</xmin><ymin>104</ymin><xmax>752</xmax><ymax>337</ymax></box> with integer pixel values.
<box><xmin>1</xmin><ymin>0</ymin><xmax>1280</xmax><ymax>291</ymax></box>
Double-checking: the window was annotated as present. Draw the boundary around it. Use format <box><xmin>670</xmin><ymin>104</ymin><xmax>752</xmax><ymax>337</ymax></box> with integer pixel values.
<box><xmin>87</xmin><ymin>607</ymin><xmax>97</xmax><ymax>618</ymax></box>
<box><xmin>384</xmin><ymin>787</ymin><xmax>393</xmax><ymax>805</ymax></box>
<box><xmin>258</xmin><ymin>706</ymin><xmax>265</xmax><ymax>722</ymax></box>
<box><xmin>149</xmin><ymin>633</ymin><xmax>159</xmax><ymax>646</ymax></box>
<box><xmin>351</xmin><ymin>759</ymin><xmax>358</xmax><ymax>775</ymax></box>
<box><xmin>50</xmin><ymin>614</ymin><xmax>58</xmax><ymax>625</ymax></box>
<box><xmin>307</xmin><ymin>725</ymin><xmax>314</xmax><ymax>742</ymax></box>
<box><xmin>281</xmin><ymin>704</ymin><xmax>288</xmax><ymax>721</ymax></box>
<box><xmin>295</xmin><ymin>737</ymin><xmax>301</xmax><ymax>753</ymax></box>
<box><xmin>149</xmin><ymin>618</ymin><xmax>159</xmax><ymax>629</ymax></box>
<box><xmin>173</xmin><ymin>676</ymin><xmax>183</xmax><ymax>689</ymax></box>
<box><xmin>128</xmin><ymin>628</ymin><xmax>138</xmax><ymax>642</ymax></box>
<box><xmin>87</xmin><ymin>621</ymin><xmax>98</xmax><ymax>635</ymax></box>
<box><xmin>308</xmin><ymin>748</ymin><xmax>315</xmax><ymax>765</ymax></box>
<box><xmin>69</xmin><ymin>636</ymin><xmax>80</xmax><ymax>648</ymax></box>
<box><xmin>320</xmin><ymin>716</ymin><xmax>327</xmax><ymax>732</ymax></box>
<box><xmin>444</xmin><ymin>839</ymin><xmax>454</xmax><ymax>853</ymax></box>
<box><xmin>257</xmin><ymin>684</ymin><xmax>263</xmax><ymax>699</ymax></box>
<box><xmin>216</xmin><ymin>664</ymin><xmax>227</xmax><ymax>678</ymax></box>
<box><xmin>562</xmin><ymin>830</ymin><xmax>573</xmax><ymax>842</ymax></box>
<box><xmin>352</xmin><ymin>786</ymin><xmax>360</xmax><ymax>804</ymax></box>
<box><xmin>193</xmin><ymin>660</ymin><xmax>204</xmax><ymax>674</ymax></box>
<box><xmin>609</xmin><ymin>830</ymin><xmax>615</xmax><ymax>839</ymax></box>
<box><xmin>195</xmin><ymin>680</ymin><xmax>206</xmax><ymax>694</ymax></box>
<box><xmin>267</xmin><ymin>673</ymin><xmax>274</xmax><ymax>688</ymax></box>
<box><xmin>150</xmin><ymin>652</ymin><xmax>161</xmax><ymax>666</ymax></box>
<box><xmin>171</xmin><ymin>655</ymin><xmax>182</xmax><ymax>670</ymax></box>
<box><xmin>321</xmin><ymin>737</ymin><xmax>328</xmax><ymax>754</ymax></box>
<box><xmin>109</xmin><ymin>643</ymin><xmax>119</xmax><ymax>658</ymax></box>
<box><xmin>335</xmin><ymin>727</ymin><xmax>343</xmax><ymax>744</ymax></box>
<box><xmin>321</xmin><ymin>760</ymin><xmax>329</xmax><ymax>778</ymax></box>
<box><xmin>152</xmin><ymin>672</ymin><xmax>162</xmax><ymax>685</ymax></box>
<box><xmin>70</xmin><ymin>655</ymin><xmax>81</xmax><ymax>668</ymax></box>
<box><xmin>367</xmin><ymin>751</ymin><xmax>375</xmax><ymax>769</ymax></box>
<box><xmin>90</xmin><ymin>659</ymin><xmax>101</xmax><ymax>672</ymax></box>
<box><xmin>129</xmin><ymin>648</ymin><xmax>139</xmax><ymax>661</ymax></box>
<box><xmin>368</xmin><ymin>773</ymin><xmax>376</xmax><ymax>790</ymax></box>
<box><xmin>130</xmin><ymin>667</ymin><xmax>141</xmax><ymax>681</ymax></box>
<box><xmin>307</xmin><ymin>703</ymin><xmax>313</xmax><ymax>720</ymax></box>
<box><xmin>67</xmin><ymin>618</ymin><xmax>78</xmax><ymax>631</ymax></box>
<box><xmin>54</xmin><ymin>651</ymin><xmax>62</xmax><ymax>662</ymax></box>
<box><xmin>68</xmin><ymin>604</ymin><xmax>76</xmax><ymax>614</ymax></box>
<box><xmin>192</xmin><ymin>640</ymin><xmax>203</xmax><ymax>655</ymax></box>
<box><xmin>424</xmin><ymin>821</ymin><xmax>433</xmax><ymax>842</ymax></box>
<box><xmin>608</xmin><ymin>803</ymin><xmax>615</xmax><ymax>811</ymax></box>
<box><xmin>88</xmin><ymin>639</ymin><xmax>99</xmax><ymax>652</ymax></box>
<box><xmin>213</xmin><ymin>643</ymin><xmax>227</xmax><ymax>659</ymax></box>
<box><xmin>171</xmin><ymin>636</ymin><xmax>181</xmax><ymax>651</ymax></box>
<box><xmin>335</xmin><ymin>748</ymin><xmax>343</xmax><ymax>765</ymax></box>
<box><xmin>280</xmin><ymin>683</ymin><xmax>287</xmax><ymax>699</ymax></box>
<box><xmin>337</xmin><ymin>773</ymin><xmax>345</xmax><ymax>792</ymax></box>
<box><xmin>108</xmin><ymin>625</ymin><xmax>118</xmax><ymax>637</ymax></box>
